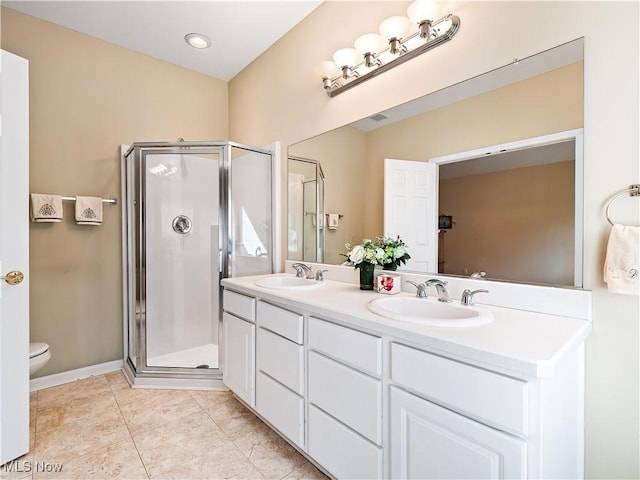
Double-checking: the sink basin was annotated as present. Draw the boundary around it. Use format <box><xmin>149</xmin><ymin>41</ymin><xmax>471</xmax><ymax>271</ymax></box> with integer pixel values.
<box><xmin>367</xmin><ymin>296</ymin><xmax>493</xmax><ymax>327</ymax></box>
<box><xmin>255</xmin><ymin>276</ymin><xmax>324</xmax><ymax>289</ymax></box>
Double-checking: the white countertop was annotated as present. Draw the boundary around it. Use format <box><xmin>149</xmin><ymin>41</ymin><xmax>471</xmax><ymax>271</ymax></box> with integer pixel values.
<box><xmin>222</xmin><ymin>274</ymin><xmax>592</xmax><ymax>379</ymax></box>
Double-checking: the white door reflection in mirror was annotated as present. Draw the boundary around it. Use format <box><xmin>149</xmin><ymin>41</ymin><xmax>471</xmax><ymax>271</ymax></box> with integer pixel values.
<box><xmin>384</xmin><ymin>159</ymin><xmax>437</xmax><ymax>273</ymax></box>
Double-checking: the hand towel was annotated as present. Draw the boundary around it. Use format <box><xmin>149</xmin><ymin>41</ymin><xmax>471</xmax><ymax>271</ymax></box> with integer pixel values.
<box><xmin>75</xmin><ymin>196</ymin><xmax>103</xmax><ymax>225</ymax></box>
<box><xmin>327</xmin><ymin>213</ymin><xmax>340</xmax><ymax>230</ymax></box>
<box><xmin>604</xmin><ymin>224</ymin><xmax>640</xmax><ymax>295</ymax></box>
<box><xmin>30</xmin><ymin>193</ymin><xmax>63</xmax><ymax>222</ymax></box>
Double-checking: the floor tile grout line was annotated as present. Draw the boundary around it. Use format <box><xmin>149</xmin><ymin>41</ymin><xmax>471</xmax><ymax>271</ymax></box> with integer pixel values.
<box><xmin>108</xmin><ymin>372</ymin><xmax>152</xmax><ymax>480</ymax></box>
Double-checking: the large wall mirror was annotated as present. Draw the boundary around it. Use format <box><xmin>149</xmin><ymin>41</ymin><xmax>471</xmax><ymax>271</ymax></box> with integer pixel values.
<box><xmin>288</xmin><ymin>38</ymin><xmax>584</xmax><ymax>288</ymax></box>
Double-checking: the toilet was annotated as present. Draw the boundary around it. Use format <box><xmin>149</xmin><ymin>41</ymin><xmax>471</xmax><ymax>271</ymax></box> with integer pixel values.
<box><xmin>29</xmin><ymin>342</ymin><xmax>51</xmax><ymax>376</ymax></box>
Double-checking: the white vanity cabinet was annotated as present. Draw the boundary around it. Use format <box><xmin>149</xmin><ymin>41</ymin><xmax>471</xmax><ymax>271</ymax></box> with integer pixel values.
<box><xmin>222</xmin><ymin>290</ymin><xmax>256</xmax><ymax>406</ymax></box>
<box><xmin>390</xmin><ymin>386</ymin><xmax>526</xmax><ymax>479</ymax></box>
<box><xmin>307</xmin><ymin>317</ymin><xmax>384</xmax><ymax>479</ymax></box>
<box><xmin>389</xmin><ymin>343</ymin><xmax>528</xmax><ymax>479</ymax></box>
<box><xmin>255</xmin><ymin>301</ymin><xmax>305</xmax><ymax>447</ymax></box>
<box><xmin>221</xmin><ymin>281</ymin><xmax>588</xmax><ymax>480</ymax></box>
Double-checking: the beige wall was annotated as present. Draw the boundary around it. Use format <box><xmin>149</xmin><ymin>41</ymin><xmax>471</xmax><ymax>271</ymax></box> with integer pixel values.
<box><xmin>1</xmin><ymin>8</ymin><xmax>229</xmax><ymax>376</ymax></box>
<box><xmin>289</xmin><ymin>126</ymin><xmax>367</xmax><ymax>264</ymax></box>
<box><xmin>229</xmin><ymin>2</ymin><xmax>639</xmax><ymax>478</ymax></box>
<box><xmin>440</xmin><ymin>161</ymin><xmax>575</xmax><ymax>284</ymax></box>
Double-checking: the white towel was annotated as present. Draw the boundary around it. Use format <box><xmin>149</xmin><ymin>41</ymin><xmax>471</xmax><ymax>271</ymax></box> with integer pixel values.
<box><xmin>604</xmin><ymin>224</ymin><xmax>640</xmax><ymax>295</ymax></box>
<box><xmin>327</xmin><ymin>213</ymin><xmax>340</xmax><ymax>230</ymax></box>
<box><xmin>30</xmin><ymin>193</ymin><xmax>63</xmax><ymax>222</ymax></box>
<box><xmin>75</xmin><ymin>196</ymin><xmax>103</xmax><ymax>225</ymax></box>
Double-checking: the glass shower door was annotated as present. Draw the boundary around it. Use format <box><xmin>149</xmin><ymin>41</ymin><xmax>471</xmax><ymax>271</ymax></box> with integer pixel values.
<box><xmin>229</xmin><ymin>144</ymin><xmax>273</xmax><ymax>277</ymax></box>
<box><xmin>143</xmin><ymin>149</ymin><xmax>221</xmax><ymax>370</ymax></box>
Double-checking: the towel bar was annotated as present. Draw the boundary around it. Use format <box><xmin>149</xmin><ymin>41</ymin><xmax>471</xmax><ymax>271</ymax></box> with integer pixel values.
<box><xmin>61</xmin><ymin>196</ymin><xmax>118</xmax><ymax>205</ymax></box>
<box><xmin>605</xmin><ymin>184</ymin><xmax>639</xmax><ymax>226</ymax></box>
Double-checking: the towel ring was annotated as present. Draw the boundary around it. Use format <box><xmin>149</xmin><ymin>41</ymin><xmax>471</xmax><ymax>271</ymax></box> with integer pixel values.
<box><xmin>605</xmin><ymin>184</ymin><xmax>640</xmax><ymax>226</ymax></box>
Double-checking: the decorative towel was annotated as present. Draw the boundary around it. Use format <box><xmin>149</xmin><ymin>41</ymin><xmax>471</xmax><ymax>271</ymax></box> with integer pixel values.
<box><xmin>75</xmin><ymin>196</ymin><xmax>103</xmax><ymax>225</ymax></box>
<box><xmin>327</xmin><ymin>213</ymin><xmax>340</xmax><ymax>230</ymax></box>
<box><xmin>604</xmin><ymin>224</ymin><xmax>640</xmax><ymax>295</ymax></box>
<box><xmin>30</xmin><ymin>193</ymin><xmax>63</xmax><ymax>222</ymax></box>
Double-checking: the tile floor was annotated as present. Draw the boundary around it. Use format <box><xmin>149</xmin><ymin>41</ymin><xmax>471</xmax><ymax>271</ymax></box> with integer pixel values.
<box><xmin>1</xmin><ymin>371</ymin><xmax>328</xmax><ymax>479</ymax></box>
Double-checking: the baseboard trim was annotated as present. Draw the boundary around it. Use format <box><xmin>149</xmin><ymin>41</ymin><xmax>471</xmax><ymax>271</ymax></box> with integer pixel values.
<box><xmin>30</xmin><ymin>359</ymin><xmax>123</xmax><ymax>392</ymax></box>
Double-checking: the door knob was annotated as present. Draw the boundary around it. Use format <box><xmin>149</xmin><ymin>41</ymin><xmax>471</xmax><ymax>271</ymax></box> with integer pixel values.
<box><xmin>1</xmin><ymin>271</ymin><xmax>24</xmax><ymax>285</ymax></box>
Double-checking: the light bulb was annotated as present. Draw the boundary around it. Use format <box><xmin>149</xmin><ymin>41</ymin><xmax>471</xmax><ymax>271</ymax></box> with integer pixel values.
<box><xmin>314</xmin><ymin>61</ymin><xmax>340</xmax><ymax>79</ymax></box>
<box><xmin>184</xmin><ymin>33</ymin><xmax>211</xmax><ymax>49</ymax></box>
<box><xmin>379</xmin><ymin>16</ymin><xmax>412</xmax><ymax>41</ymax></box>
<box><xmin>407</xmin><ymin>0</ymin><xmax>440</xmax><ymax>25</ymax></box>
<box><xmin>332</xmin><ymin>48</ymin><xmax>359</xmax><ymax>68</ymax></box>
<box><xmin>314</xmin><ymin>61</ymin><xmax>340</xmax><ymax>89</ymax></box>
<box><xmin>354</xmin><ymin>33</ymin><xmax>387</xmax><ymax>57</ymax></box>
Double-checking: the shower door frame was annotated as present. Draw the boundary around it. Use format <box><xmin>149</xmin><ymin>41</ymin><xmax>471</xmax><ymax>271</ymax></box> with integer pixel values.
<box><xmin>122</xmin><ymin>141</ymin><xmax>274</xmax><ymax>382</ymax></box>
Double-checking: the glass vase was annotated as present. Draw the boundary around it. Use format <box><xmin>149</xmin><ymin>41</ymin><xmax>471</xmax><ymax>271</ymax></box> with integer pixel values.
<box><xmin>359</xmin><ymin>262</ymin><xmax>375</xmax><ymax>290</ymax></box>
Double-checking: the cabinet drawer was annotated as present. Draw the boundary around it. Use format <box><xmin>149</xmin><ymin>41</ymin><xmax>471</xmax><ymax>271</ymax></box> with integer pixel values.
<box><xmin>308</xmin><ymin>317</ymin><xmax>382</xmax><ymax>376</ymax></box>
<box><xmin>257</xmin><ymin>301</ymin><xmax>303</xmax><ymax>344</ymax></box>
<box><xmin>308</xmin><ymin>351</ymin><xmax>382</xmax><ymax>445</ymax></box>
<box><xmin>256</xmin><ymin>372</ymin><xmax>304</xmax><ymax>448</ymax></box>
<box><xmin>308</xmin><ymin>405</ymin><xmax>382</xmax><ymax>480</ymax></box>
<box><xmin>391</xmin><ymin>343</ymin><xmax>528</xmax><ymax>437</ymax></box>
<box><xmin>256</xmin><ymin>327</ymin><xmax>304</xmax><ymax>395</ymax></box>
<box><xmin>223</xmin><ymin>290</ymin><xmax>255</xmax><ymax>322</ymax></box>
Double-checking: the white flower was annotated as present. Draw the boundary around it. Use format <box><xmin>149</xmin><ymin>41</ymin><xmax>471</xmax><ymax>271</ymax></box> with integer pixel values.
<box><xmin>349</xmin><ymin>245</ymin><xmax>365</xmax><ymax>264</ymax></box>
<box><xmin>375</xmin><ymin>248</ymin><xmax>385</xmax><ymax>260</ymax></box>
<box><xmin>394</xmin><ymin>246</ymin><xmax>406</xmax><ymax>259</ymax></box>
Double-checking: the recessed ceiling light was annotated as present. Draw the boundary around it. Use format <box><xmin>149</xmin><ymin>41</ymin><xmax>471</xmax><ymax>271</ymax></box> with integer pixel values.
<box><xmin>184</xmin><ymin>33</ymin><xmax>211</xmax><ymax>49</ymax></box>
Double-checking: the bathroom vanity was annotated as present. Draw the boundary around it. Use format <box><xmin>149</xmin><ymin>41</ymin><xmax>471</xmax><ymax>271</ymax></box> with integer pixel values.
<box><xmin>221</xmin><ymin>273</ymin><xmax>591</xmax><ymax>479</ymax></box>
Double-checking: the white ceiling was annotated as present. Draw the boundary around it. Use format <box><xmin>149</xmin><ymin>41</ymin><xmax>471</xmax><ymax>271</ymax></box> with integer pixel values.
<box><xmin>3</xmin><ymin>0</ymin><xmax>322</xmax><ymax>81</ymax></box>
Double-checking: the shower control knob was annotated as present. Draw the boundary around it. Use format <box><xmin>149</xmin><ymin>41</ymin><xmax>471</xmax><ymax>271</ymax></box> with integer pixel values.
<box><xmin>1</xmin><ymin>270</ymin><xmax>24</xmax><ymax>285</ymax></box>
<box><xmin>172</xmin><ymin>215</ymin><xmax>193</xmax><ymax>234</ymax></box>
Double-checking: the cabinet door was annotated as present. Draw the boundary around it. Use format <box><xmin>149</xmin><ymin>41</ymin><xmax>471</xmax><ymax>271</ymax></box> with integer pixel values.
<box><xmin>390</xmin><ymin>387</ymin><xmax>526</xmax><ymax>480</ymax></box>
<box><xmin>222</xmin><ymin>312</ymin><xmax>255</xmax><ymax>406</ymax></box>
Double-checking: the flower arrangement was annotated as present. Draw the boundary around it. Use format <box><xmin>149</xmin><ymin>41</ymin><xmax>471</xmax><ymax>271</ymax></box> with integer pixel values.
<box><xmin>377</xmin><ymin>235</ymin><xmax>411</xmax><ymax>270</ymax></box>
<box><xmin>343</xmin><ymin>238</ymin><xmax>381</xmax><ymax>270</ymax></box>
<box><xmin>343</xmin><ymin>235</ymin><xmax>410</xmax><ymax>270</ymax></box>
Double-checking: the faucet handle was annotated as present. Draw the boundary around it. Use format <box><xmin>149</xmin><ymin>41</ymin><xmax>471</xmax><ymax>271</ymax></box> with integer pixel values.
<box><xmin>315</xmin><ymin>269</ymin><xmax>328</xmax><ymax>281</ymax></box>
<box><xmin>291</xmin><ymin>263</ymin><xmax>306</xmax><ymax>278</ymax></box>
<box><xmin>461</xmin><ymin>289</ymin><xmax>489</xmax><ymax>306</ymax></box>
<box><xmin>406</xmin><ymin>280</ymin><xmax>428</xmax><ymax>298</ymax></box>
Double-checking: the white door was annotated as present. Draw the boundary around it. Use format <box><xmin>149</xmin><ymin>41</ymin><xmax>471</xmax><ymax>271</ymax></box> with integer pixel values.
<box><xmin>383</xmin><ymin>159</ymin><xmax>437</xmax><ymax>272</ymax></box>
<box><xmin>390</xmin><ymin>387</ymin><xmax>526</xmax><ymax>479</ymax></box>
<box><xmin>0</xmin><ymin>50</ymin><xmax>30</xmax><ymax>464</ymax></box>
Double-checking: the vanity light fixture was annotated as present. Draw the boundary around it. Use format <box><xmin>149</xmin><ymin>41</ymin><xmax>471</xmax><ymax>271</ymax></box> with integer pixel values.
<box><xmin>317</xmin><ymin>0</ymin><xmax>460</xmax><ymax>97</ymax></box>
<box><xmin>184</xmin><ymin>33</ymin><xmax>211</xmax><ymax>49</ymax></box>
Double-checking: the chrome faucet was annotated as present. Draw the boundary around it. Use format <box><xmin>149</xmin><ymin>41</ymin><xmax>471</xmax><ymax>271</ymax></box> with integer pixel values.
<box><xmin>461</xmin><ymin>289</ymin><xmax>489</xmax><ymax>306</ymax></box>
<box><xmin>291</xmin><ymin>263</ymin><xmax>314</xmax><ymax>279</ymax></box>
<box><xmin>425</xmin><ymin>278</ymin><xmax>451</xmax><ymax>302</ymax></box>
<box><xmin>470</xmin><ymin>270</ymin><xmax>486</xmax><ymax>279</ymax></box>
<box><xmin>315</xmin><ymin>269</ymin><xmax>328</xmax><ymax>281</ymax></box>
<box><xmin>406</xmin><ymin>280</ymin><xmax>428</xmax><ymax>298</ymax></box>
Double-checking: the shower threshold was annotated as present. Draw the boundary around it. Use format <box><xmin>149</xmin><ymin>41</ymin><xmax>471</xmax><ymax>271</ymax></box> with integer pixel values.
<box><xmin>123</xmin><ymin>343</ymin><xmax>225</xmax><ymax>390</ymax></box>
<box><xmin>147</xmin><ymin>343</ymin><xmax>219</xmax><ymax>369</ymax></box>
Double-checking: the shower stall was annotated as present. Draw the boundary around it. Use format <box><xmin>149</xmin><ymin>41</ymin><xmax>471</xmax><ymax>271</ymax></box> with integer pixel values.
<box><xmin>121</xmin><ymin>141</ymin><xmax>274</xmax><ymax>388</ymax></box>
